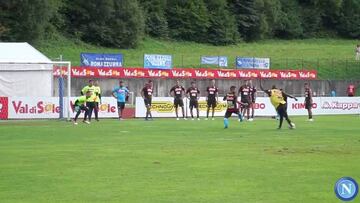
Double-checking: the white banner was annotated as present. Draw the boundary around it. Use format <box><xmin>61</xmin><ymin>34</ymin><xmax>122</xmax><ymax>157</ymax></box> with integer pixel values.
<box><xmin>135</xmin><ymin>97</ymin><xmax>360</xmax><ymax>118</ymax></box>
<box><xmin>144</xmin><ymin>54</ymin><xmax>172</xmax><ymax>69</ymax></box>
<box><xmin>201</xmin><ymin>56</ymin><xmax>228</xmax><ymax>67</ymax></box>
<box><xmin>236</xmin><ymin>57</ymin><xmax>270</xmax><ymax>69</ymax></box>
<box><xmin>6</xmin><ymin>97</ymin><xmax>119</xmax><ymax>119</ymax></box>
<box><xmin>1</xmin><ymin>96</ymin><xmax>359</xmax><ymax>119</ymax></box>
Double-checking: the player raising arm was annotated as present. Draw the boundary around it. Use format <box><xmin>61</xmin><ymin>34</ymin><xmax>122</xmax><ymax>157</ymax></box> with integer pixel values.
<box><xmin>223</xmin><ymin>86</ymin><xmax>243</xmax><ymax>129</ymax></box>
<box><xmin>170</xmin><ymin>80</ymin><xmax>186</xmax><ymax>120</ymax></box>
<box><xmin>206</xmin><ymin>79</ymin><xmax>219</xmax><ymax>120</ymax></box>
<box><xmin>260</xmin><ymin>81</ymin><xmax>297</xmax><ymax>130</ymax></box>
<box><xmin>73</xmin><ymin>91</ymin><xmax>91</xmax><ymax>125</ymax></box>
<box><xmin>186</xmin><ymin>81</ymin><xmax>200</xmax><ymax>120</ymax></box>
<box><xmin>141</xmin><ymin>80</ymin><xmax>153</xmax><ymax>121</ymax></box>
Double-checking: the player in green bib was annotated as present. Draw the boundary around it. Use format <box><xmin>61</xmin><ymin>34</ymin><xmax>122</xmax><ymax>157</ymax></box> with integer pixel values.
<box><xmin>73</xmin><ymin>91</ymin><xmax>91</xmax><ymax>125</ymax></box>
<box><xmin>81</xmin><ymin>80</ymin><xmax>96</xmax><ymax>122</ymax></box>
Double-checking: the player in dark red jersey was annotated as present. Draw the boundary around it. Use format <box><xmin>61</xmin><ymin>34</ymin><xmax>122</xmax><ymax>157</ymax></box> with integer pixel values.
<box><xmin>206</xmin><ymin>79</ymin><xmax>219</xmax><ymax>120</ymax></box>
<box><xmin>170</xmin><ymin>80</ymin><xmax>186</xmax><ymax>120</ymax></box>
<box><xmin>249</xmin><ymin>80</ymin><xmax>257</xmax><ymax>121</ymax></box>
<box><xmin>238</xmin><ymin>80</ymin><xmax>252</xmax><ymax>121</ymax></box>
<box><xmin>304</xmin><ymin>83</ymin><xmax>314</xmax><ymax>121</ymax></box>
<box><xmin>141</xmin><ymin>80</ymin><xmax>153</xmax><ymax>120</ymax></box>
<box><xmin>186</xmin><ymin>81</ymin><xmax>200</xmax><ymax>120</ymax></box>
<box><xmin>223</xmin><ymin>86</ymin><xmax>243</xmax><ymax>128</ymax></box>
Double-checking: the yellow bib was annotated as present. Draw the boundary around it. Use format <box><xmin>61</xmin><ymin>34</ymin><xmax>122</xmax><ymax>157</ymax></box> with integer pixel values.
<box><xmin>270</xmin><ymin>89</ymin><xmax>286</xmax><ymax>108</ymax></box>
<box><xmin>94</xmin><ymin>86</ymin><xmax>101</xmax><ymax>102</ymax></box>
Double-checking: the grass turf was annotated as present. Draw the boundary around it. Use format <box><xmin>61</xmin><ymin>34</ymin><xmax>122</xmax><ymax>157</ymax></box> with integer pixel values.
<box><xmin>0</xmin><ymin>115</ymin><xmax>359</xmax><ymax>202</ymax></box>
<box><xmin>36</xmin><ymin>37</ymin><xmax>360</xmax><ymax>79</ymax></box>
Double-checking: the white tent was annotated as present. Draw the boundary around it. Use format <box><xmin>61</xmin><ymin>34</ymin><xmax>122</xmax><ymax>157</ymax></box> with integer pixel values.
<box><xmin>0</xmin><ymin>43</ymin><xmax>54</xmax><ymax>96</ymax></box>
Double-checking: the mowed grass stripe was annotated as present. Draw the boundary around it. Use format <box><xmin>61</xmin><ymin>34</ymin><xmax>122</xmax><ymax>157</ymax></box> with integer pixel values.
<box><xmin>0</xmin><ymin>115</ymin><xmax>359</xmax><ymax>202</ymax></box>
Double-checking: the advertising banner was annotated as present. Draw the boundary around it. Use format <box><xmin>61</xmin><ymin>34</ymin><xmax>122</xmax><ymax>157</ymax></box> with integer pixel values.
<box><xmin>135</xmin><ymin>97</ymin><xmax>360</xmax><ymax>118</ymax></box>
<box><xmin>201</xmin><ymin>56</ymin><xmax>228</xmax><ymax>67</ymax></box>
<box><xmin>53</xmin><ymin>67</ymin><xmax>317</xmax><ymax>80</ymax></box>
<box><xmin>1</xmin><ymin>97</ymin><xmax>359</xmax><ymax>119</ymax></box>
<box><xmin>0</xmin><ymin>97</ymin><xmax>9</xmax><ymax>119</ymax></box>
<box><xmin>3</xmin><ymin>97</ymin><xmax>119</xmax><ymax>119</ymax></box>
<box><xmin>144</xmin><ymin>54</ymin><xmax>172</xmax><ymax>69</ymax></box>
<box><xmin>80</xmin><ymin>53</ymin><xmax>123</xmax><ymax>67</ymax></box>
<box><xmin>236</xmin><ymin>57</ymin><xmax>270</xmax><ymax>69</ymax></box>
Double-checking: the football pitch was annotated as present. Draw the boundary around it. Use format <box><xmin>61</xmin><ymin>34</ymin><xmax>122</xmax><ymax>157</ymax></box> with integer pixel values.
<box><xmin>0</xmin><ymin>115</ymin><xmax>359</xmax><ymax>203</ymax></box>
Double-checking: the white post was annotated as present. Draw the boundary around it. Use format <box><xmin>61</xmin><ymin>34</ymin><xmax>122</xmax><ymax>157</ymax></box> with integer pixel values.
<box><xmin>67</xmin><ymin>62</ymin><xmax>71</xmax><ymax>121</ymax></box>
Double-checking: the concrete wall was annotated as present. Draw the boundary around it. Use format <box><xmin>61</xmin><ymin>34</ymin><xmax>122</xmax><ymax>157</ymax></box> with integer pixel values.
<box><xmin>53</xmin><ymin>78</ymin><xmax>360</xmax><ymax>98</ymax></box>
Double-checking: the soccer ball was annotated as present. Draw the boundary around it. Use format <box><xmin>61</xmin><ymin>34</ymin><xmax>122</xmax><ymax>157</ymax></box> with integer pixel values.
<box><xmin>290</xmin><ymin>123</ymin><xmax>296</xmax><ymax>129</ymax></box>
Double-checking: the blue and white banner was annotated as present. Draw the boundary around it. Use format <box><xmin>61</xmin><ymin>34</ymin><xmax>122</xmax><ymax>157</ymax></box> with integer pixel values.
<box><xmin>144</xmin><ymin>54</ymin><xmax>172</xmax><ymax>69</ymax></box>
<box><xmin>201</xmin><ymin>56</ymin><xmax>228</xmax><ymax>67</ymax></box>
<box><xmin>236</xmin><ymin>57</ymin><xmax>270</xmax><ymax>69</ymax></box>
<box><xmin>80</xmin><ymin>53</ymin><xmax>123</xmax><ymax>68</ymax></box>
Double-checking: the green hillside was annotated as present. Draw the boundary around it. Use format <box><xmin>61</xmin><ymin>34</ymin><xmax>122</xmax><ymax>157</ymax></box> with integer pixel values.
<box><xmin>36</xmin><ymin>37</ymin><xmax>360</xmax><ymax>80</ymax></box>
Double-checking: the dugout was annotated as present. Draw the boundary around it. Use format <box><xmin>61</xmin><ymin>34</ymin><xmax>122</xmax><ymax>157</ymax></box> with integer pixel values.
<box><xmin>0</xmin><ymin>43</ymin><xmax>53</xmax><ymax>97</ymax></box>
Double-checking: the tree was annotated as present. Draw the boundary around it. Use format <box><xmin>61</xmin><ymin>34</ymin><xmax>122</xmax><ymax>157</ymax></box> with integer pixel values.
<box><xmin>140</xmin><ymin>0</ymin><xmax>168</xmax><ymax>38</ymax></box>
<box><xmin>228</xmin><ymin>0</ymin><xmax>266</xmax><ymax>41</ymax></box>
<box><xmin>166</xmin><ymin>0</ymin><xmax>210</xmax><ymax>43</ymax></box>
<box><xmin>62</xmin><ymin>0</ymin><xmax>144</xmax><ymax>48</ymax></box>
<box><xmin>0</xmin><ymin>0</ymin><xmax>55</xmax><ymax>42</ymax></box>
<box><xmin>206</xmin><ymin>0</ymin><xmax>239</xmax><ymax>45</ymax></box>
<box><xmin>261</xmin><ymin>0</ymin><xmax>282</xmax><ymax>38</ymax></box>
<box><xmin>274</xmin><ymin>0</ymin><xmax>303</xmax><ymax>39</ymax></box>
<box><xmin>112</xmin><ymin>0</ymin><xmax>145</xmax><ymax>48</ymax></box>
<box><xmin>337</xmin><ymin>0</ymin><xmax>360</xmax><ymax>38</ymax></box>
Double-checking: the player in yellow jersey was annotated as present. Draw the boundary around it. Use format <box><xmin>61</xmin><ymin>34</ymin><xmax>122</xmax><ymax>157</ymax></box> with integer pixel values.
<box><xmin>81</xmin><ymin>80</ymin><xmax>96</xmax><ymax>122</ymax></box>
<box><xmin>260</xmin><ymin>81</ymin><xmax>297</xmax><ymax>129</ymax></box>
<box><xmin>94</xmin><ymin>80</ymin><xmax>102</xmax><ymax>121</ymax></box>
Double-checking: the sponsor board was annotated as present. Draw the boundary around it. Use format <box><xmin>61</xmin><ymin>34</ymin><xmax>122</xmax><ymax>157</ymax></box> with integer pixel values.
<box><xmin>144</xmin><ymin>54</ymin><xmax>172</xmax><ymax>69</ymax></box>
<box><xmin>236</xmin><ymin>57</ymin><xmax>270</xmax><ymax>69</ymax></box>
<box><xmin>201</xmin><ymin>56</ymin><xmax>228</xmax><ymax>67</ymax></box>
<box><xmin>53</xmin><ymin>67</ymin><xmax>317</xmax><ymax>80</ymax></box>
<box><xmin>1</xmin><ymin>96</ymin><xmax>358</xmax><ymax>119</ymax></box>
<box><xmin>80</xmin><ymin>53</ymin><xmax>123</xmax><ymax>68</ymax></box>
<box><xmin>135</xmin><ymin>97</ymin><xmax>360</xmax><ymax>118</ymax></box>
<box><xmin>2</xmin><ymin>97</ymin><xmax>119</xmax><ymax>119</ymax></box>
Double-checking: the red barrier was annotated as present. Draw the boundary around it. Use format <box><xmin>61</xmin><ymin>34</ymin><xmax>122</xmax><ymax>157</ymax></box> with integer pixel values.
<box><xmin>0</xmin><ymin>97</ymin><xmax>9</xmax><ymax>120</ymax></box>
<box><xmin>54</xmin><ymin>67</ymin><xmax>317</xmax><ymax>80</ymax></box>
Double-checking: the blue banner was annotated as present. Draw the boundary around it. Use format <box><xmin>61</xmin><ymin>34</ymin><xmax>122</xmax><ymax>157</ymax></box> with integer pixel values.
<box><xmin>144</xmin><ymin>54</ymin><xmax>172</xmax><ymax>69</ymax></box>
<box><xmin>236</xmin><ymin>57</ymin><xmax>270</xmax><ymax>69</ymax></box>
<box><xmin>201</xmin><ymin>56</ymin><xmax>228</xmax><ymax>67</ymax></box>
<box><xmin>81</xmin><ymin>53</ymin><xmax>123</xmax><ymax>67</ymax></box>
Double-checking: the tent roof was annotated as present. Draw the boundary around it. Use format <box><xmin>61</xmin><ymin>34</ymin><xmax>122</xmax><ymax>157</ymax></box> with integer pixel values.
<box><xmin>0</xmin><ymin>42</ymin><xmax>52</xmax><ymax>63</ymax></box>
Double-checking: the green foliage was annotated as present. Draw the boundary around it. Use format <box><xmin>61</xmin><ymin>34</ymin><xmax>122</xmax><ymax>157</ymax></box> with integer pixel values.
<box><xmin>166</xmin><ymin>0</ymin><xmax>210</xmax><ymax>43</ymax></box>
<box><xmin>62</xmin><ymin>0</ymin><xmax>144</xmax><ymax>48</ymax></box>
<box><xmin>0</xmin><ymin>0</ymin><xmax>55</xmax><ymax>42</ymax></box>
<box><xmin>229</xmin><ymin>0</ymin><xmax>262</xmax><ymax>41</ymax></box>
<box><xmin>206</xmin><ymin>0</ymin><xmax>239</xmax><ymax>45</ymax></box>
<box><xmin>337</xmin><ymin>0</ymin><xmax>360</xmax><ymax>38</ymax></box>
<box><xmin>0</xmin><ymin>0</ymin><xmax>359</xmax><ymax>47</ymax></box>
<box><xmin>140</xmin><ymin>0</ymin><xmax>169</xmax><ymax>39</ymax></box>
<box><xmin>275</xmin><ymin>0</ymin><xmax>303</xmax><ymax>39</ymax></box>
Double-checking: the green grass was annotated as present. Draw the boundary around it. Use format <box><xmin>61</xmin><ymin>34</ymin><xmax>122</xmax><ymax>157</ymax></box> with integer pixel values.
<box><xmin>36</xmin><ymin>36</ymin><xmax>360</xmax><ymax>79</ymax></box>
<box><xmin>0</xmin><ymin>115</ymin><xmax>359</xmax><ymax>202</ymax></box>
